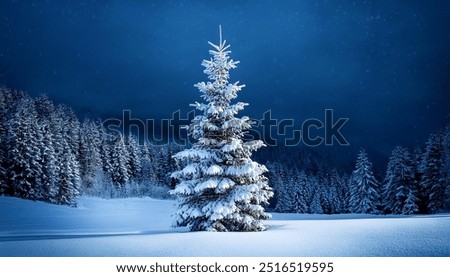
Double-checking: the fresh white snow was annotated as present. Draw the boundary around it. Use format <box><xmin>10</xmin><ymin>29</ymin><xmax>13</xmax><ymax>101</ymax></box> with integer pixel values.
<box><xmin>0</xmin><ymin>196</ymin><xmax>449</xmax><ymax>257</ymax></box>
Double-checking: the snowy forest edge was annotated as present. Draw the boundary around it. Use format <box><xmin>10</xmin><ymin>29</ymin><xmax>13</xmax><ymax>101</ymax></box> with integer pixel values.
<box><xmin>1</xmin><ymin>86</ymin><xmax>449</xmax><ymax>215</ymax></box>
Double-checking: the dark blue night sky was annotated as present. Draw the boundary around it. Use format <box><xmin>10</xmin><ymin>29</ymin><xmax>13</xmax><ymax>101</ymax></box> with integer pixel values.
<box><xmin>1</xmin><ymin>0</ymin><xmax>449</xmax><ymax>155</ymax></box>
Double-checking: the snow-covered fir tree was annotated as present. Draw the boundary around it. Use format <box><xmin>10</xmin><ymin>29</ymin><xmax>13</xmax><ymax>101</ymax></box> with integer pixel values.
<box><xmin>274</xmin><ymin>169</ymin><xmax>296</xmax><ymax>213</ymax></box>
<box><xmin>323</xmin><ymin>169</ymin><xmax>346</xmax><ymax>214</ymax></box>
<box><xmin>5</xmin><ymin>97</ymin><xmax>43</xmax><ymax>200</ymax></box>
<box><xmin>302</xmin><ymin>173</ymin><xmax>318</xmax><ymax>213</ymax></box>
<box><xmin>56</xmin><ymin>137</ymin><xmax>81</xmax><ymax>206</ymax></box>
<box><xmin>140</xmin><ymin>141</ymin><xmax>156</xmax><ymax>183</ymax></box>
<box><xmin>444</xmin><ymin>127</ymin><xmax>450</xmax><ymax>211</ymax></box>
<box><xmin>39</xmin><ymin>122</ymin><xmax>59</xmax><ymax>203</ymax></box>
<box><xmin>291</xmin><ymin>170</ymin><xmax>309</xmax><ymax>213</ymax></box>
<box><xmin>153</xmin><ymin>145</ymin><xmax>172</xmax><ymax>187</ymax></box>
<box><xmin>266</xmin><ymin>162</ymin><xmax>285</xmax><ymax>211</ymax></box>
<box><xmin>100</xmin><ymin>131</ymin><xmax>114</xmax><ymax>180</ymax></box>
<box><xmin>339</xmin><ymin>174</ymin><xmax>351</xmax><ymax>213</ymax></box>
<box><xmin>382</xmin><ymin>146</ymin><xmax>418</xmax><ymax>214</ymax></box>
<box><xmin>79</xmin><ymin>119</ymin><xmax>103</xmax><ymax>190</ymax></box>
<box><xmin>51</xmin><ymin>106</ymin><xmax>81</xmax><ymax>205</ymax></box>
<box><xmin>420</xmin><ymin>132</ymin><xmax>447</xmax><ymax>213</ymax></box>
<box><xmin>349</xmin><ymin>149</ymin><xmax>380</xmax><ymax>214</ymax></box>
<box><xmin>170</xmin><ymin>27</ymin><xmax>273</xmax><ymax>231</ymax></box>
<box><xmin>110</xmin><ymin>134</ymin><xmax>130</xmax><ymax>194</ymax></box>
<box><xmin>0</xmin><ymin>87</ymin><xmax>11</xmax><ymax>194</ymax></box>
<box><xmin>310</xmin><ymin>179</ymin><xmax>324</xmax><ymax>214</ymax></box>
<box><xmin>126</xmin><ymin>134</ymin><xmax>142</xmax><ymax>182</ymax></box>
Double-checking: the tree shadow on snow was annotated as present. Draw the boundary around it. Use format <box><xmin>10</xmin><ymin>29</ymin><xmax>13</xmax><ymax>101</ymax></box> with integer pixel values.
<box><xmin>0</xmin><ymin>228</ymin><xmax>189</xmax><ymax>242</ymax></box>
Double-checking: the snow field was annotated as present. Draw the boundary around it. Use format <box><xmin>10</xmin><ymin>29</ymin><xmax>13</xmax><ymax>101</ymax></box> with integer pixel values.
<box><xmin>1</xmin><ymin>196</ymin><xmax>449</xmax><ymax>257</ymax></box>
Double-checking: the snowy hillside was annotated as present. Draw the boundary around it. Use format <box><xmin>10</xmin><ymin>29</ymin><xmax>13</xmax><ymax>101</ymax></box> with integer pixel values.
<box><xmin>1</xmin><ymin>196</ymin><xmax>449</xmax><ymax>257</ymax></box>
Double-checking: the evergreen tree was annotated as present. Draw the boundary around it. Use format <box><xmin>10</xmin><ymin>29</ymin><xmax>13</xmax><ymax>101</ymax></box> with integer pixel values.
<box><xmin>420</xmin><ymin>132</ymin><xmax>447</xmax><ymax>213</ymax></box>
<box><xmin>382</xmin><ymin>146</ymin><xmax>418</xmax><ymax>214</ymax></box>
<box><xmin>110</xmin><ymin>134</ymin><xmax>130</xmax><ymax>194</ymax></box>
<box><xmin>412</xmin><ymin>146</ymin><xmax>428</xmax><ymax>213</ymax></box>
<box><xmin>100</xmin><ymin>131</ymin><xmax>114</xmax><ymax>179</ymax></box>
<box><xmin>60</xmin><ymin>106</ymin><xmax>81</xmax><ymax>160</ymax></box>
<box><xmin>5</xmin><ymin>97</ymin><xmax>44</xmax><ymax>200</ymax></box>
<box><xmin>329</xmin><ymin>170</ymin><xmax>345</xmax><ymax>214</ymax></box>
<box><xmin>309</xmin><ymin>179</ymin><xmax>324</xmax><ymax>214</ymax></box>
<box><xmin>56</xmin><ymin>137</ymin><xmax>81</xmax><ymax>206</ymax></box>
<box><xmin>39</xmin><ymin>122</ymin><xmax>59</xmax><ymax>203</ymax></box>
<box><xmin>171</xmin><ymin>28</ymin><xmax>273</xmax><ymax>231</ymax></box>
<box><xmin>317</xmin><ymin>172</ymin><xmax>331</xmax><ymax>214</ymax></box>
<box><xmin>273</xmin><ymin>169</ymin><xmax>298</xmax><ymax>213</ymax></box>
<box><xmin>152</xmin><ymin>144</ymin><xmax>179</xmax><ymax>188</ymax></box>
<box><xmin>50</xmin><ymin>105</ymin><xmax>81</xmax><ymax>205</ymax></box>
<box><xmin>79</xmin><ymin>119</ymin><xmax>103</xmax><ymax>190</ymax></box>
<box><xmin>303</xmin><ymin>173</ymin><xmax>318</xmax><ymax>214</ymax></box>
<box><xmin>274</xmin><ymin>182</ymin><xmax>289</xmax><ymax>213</ymax></box>
<box><xmin>126</xmin><ymin>134</ymin><xmax>142</xmax><ymax>181</ymax></box>
<box><xmin>35</xmin><ymin>96</ymin><xmax>59</xmax><ymax>202</ymax></box>
<box><xmin>155</xmin><ymin>145</ymin><xmax>169</xmax><ymax>185</ymax></box>
<box><xmin>140</xmin><ymin>141</ymin><xmax>155</xmax><ymax>183</ymax></box>
<box><xmin>292</xmin><ymin>170</ymin><xmax>309</xmax><ymax>213</ymax></box>
<box><xmin>338</xmin><ymin>174</ymin><xmax>351</xmax><ymax>213</ymax></box>
<box><xmin>34</xmin><ymin>95</ymin><xmax>55</xmax><ymax>119</ymax></box>
<box><xmin>0</xmin><ymin>87</ymin><xmax>11</xmax><ymax>194</ymax></box>
<box><xmin>349</xmin><ymin>149</ymin><xmax>380</xmax><ymax>214</ymax></box>
<box><xmin>265</xmin><ymin>162</ymin><xmax>283</xmax><ymax>212</ymax></box>
<box><xmin>444</xmin><ymin>128</ymin><xmax>450</xmax><ymax>210</ymax></box>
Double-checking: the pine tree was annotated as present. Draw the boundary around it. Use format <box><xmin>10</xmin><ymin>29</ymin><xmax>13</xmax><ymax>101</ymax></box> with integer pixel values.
<box><xmin>140</xmin><ymin>141</ymin><xmax>155</xmax><ymax>183</ymax></box>
<box><xmin>444</xmin><ymin>127</ymin><xmax>450</xmax><ymax>211</ymax></box>
<box><xmin>5</xmin><ymin>97</ymin><xmax>44</xmax><ymax>200</ymax></box>
<box><xmin>0</xmin><ymin>87</ymin><xmax>10</xmax><ymax>194</ymax></box>
<box><xmin>382</xmin><ymin>146</ymin><xmax>418</xmax><ymax>214</ymax></box>
<box><xmin>267</xmin><ymin>162</ymin><xmax>286</xmax><ymax>212</ymax></box>
<box><xmin>170</xmin><ymin>27</ymin><xmax>273</xmax><ymax>231</ymax></box>
<box><xmin>420</xmin><ymin>132</ymin><xmax>447</xmax><ymax>213</ymax></box>
<box><xmin>292</xmin><ymin>170</ymin><xmax>309</xmax><ymax>213</ymax></box>
<box><xmin>273</xmin><ymin>169</ymin><xmax>298</xmax><ymax>213</ymax></box>
<box><xmin>35</xmin><ymin>96</ymin><xmax>59</xmax><ymax>202</ymax></box>
<box><xmin>51</xmin><ymin>106</ymin><xmax>81</xmax><ymax>205</ymax></box>
<box><xmin>327</xmin><ymin>170</ymin><xmax>344</xmax><ymax>214</ymax></box>
<box><xmin>110</xmin><ymin>134</ymin><xmax>130</xmax><ymax>194</ymax></box>
<box><xmin>100</xmin><ymin>131</ymin><xmax>114</xmax><ymax>180</ymax></box>
<box><xmin>349</xmin><ymin>149</ymin><xmax>380</xmax><ymax>214</ymax></box>
<box><xmin>39</xmin><ymin>122</ymin><xmax>59</xmax><ymax>203</ymax></box>
<box><xmin>79</xmin><ymin>119</ymin><xmax>103</xmax><ymax>190</ymax></box>
<box><xmin>55</xmin><ymin>137</ymin><xmax>81</xmax><ymax>206</ymax></box>
<box><xmin>156</xmin><ymin>146</ymin><xmax>169</xmax><ymax>185</ymax></box>
<box><xmin>338</xmin><ymin>174</ymin><xmax>351</xmax><ymax>213</ymax></box>
<box><xmin>310</xmin><ymin>179</ymin><xmax>324</xmax><ymax>214</ymax></box>
<box><xmin>274</xmin><ymin>183</ymin><xmax>289</xmax><ymax>213</ymax></box>
<box><xmin>301</xmin><ymin>174</ymin><xmax>317</xmax><ymax>214</ymax></box>
<box><xmin>317</xmin><ymin>172</ymin><xmax>332</xmax><ymax>214</ymax></box>
<box><xmin>126</xmin><ymin>134</ymin><xmax>142</xmax><ymax>181</ymax></box>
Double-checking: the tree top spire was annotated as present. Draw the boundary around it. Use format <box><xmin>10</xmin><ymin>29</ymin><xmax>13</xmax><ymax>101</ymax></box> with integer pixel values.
<box><xmin>219</xmin><ymin>25</ymin><xmax>222</xmax><ymax>48</ymax></box>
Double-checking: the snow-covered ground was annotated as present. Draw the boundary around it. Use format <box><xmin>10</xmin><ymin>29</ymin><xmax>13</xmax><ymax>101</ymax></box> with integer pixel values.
<box><xmin>0</xmin><ymin>196</ymin><xmax>449</xmax><ymax>257</ymax></box>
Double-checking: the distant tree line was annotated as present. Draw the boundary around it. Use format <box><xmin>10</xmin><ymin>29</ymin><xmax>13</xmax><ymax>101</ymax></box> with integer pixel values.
<box><xmin>1</xmin><ymin>86</ymin><xmax>449</xmax><ymax>213</ymax></box>
<box><xmin>267</xmin><ymin>130</ymin><xmax>450</xmax><ymax>215</ymax></box>
<box><xmin>0</xmin><ymin>87</ymin><xmax>179</xmax><ymax>206</ymax></box>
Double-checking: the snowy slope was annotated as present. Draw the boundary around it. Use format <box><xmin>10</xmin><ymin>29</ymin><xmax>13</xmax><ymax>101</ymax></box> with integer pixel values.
<box><xmin>0</xmin><ymin>196</ymin><xmax>449</xmax><ymax>257</ymax></box>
